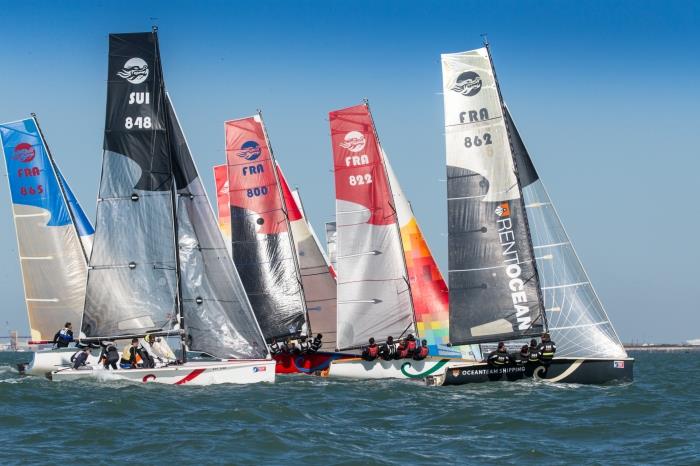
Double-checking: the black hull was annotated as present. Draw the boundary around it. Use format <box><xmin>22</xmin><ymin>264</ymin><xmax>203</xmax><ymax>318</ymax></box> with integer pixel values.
<box><xmin>435</xmin><ymin>358</ymin><xmax>634</xmax><ymax>386</ymax></box>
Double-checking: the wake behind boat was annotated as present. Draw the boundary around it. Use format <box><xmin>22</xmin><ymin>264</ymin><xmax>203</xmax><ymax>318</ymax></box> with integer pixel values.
<box><xmin>51</xmin><ymin>29</ymin><xmax>275</xmax><ymax>385</ymax></box>
<box><xmin>428</xmin><ymin>41</ymin><xmax>633</xmax><ymax>386</ymax></box>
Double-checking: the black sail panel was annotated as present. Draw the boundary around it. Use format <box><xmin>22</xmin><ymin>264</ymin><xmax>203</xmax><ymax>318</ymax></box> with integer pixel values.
<box><xmin>165</xmin><ymin>96</ymin><xmax>268</xmax><ymax>359</ymax></box>
<box><xmin>82</xmin><ymin>31</ymin><xmax>178</xmax><ymax>338</ymax></box>
<box><xmin>441</xmin><ymin>48</ymin><xmax>545</xmax><ymax>345</ymax></box>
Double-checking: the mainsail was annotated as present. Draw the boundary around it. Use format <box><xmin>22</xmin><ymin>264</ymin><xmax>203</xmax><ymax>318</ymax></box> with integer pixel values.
<box><xmin>279</xmin><ymin>169</ymin><xmax>337</xmax><ymax>351</ymax></box>
<box><xmin>506</xmin><ymin>108</ymin><xmax>627</xmax><ymax>358</ymax></box>
<box><xmin>213</xmin><ymin>164</ymin><xmax>232</xmax><ymax>255</ymax></box>
<box><xmin>442</xmin><ymin>47</ymin><xmax>545</xmax><ymax>345</ymax></box>
<box><xmin>1</xmin><ymin>116</ymin><xmax>94</xmax><ymax>341</ymax></box>
<box><xmin>225</xmin><ymin>115</ymin><xmax>308</xmax><ymax>342</ymax></box>
<box><xmin>330</xmin><ymin>103</ymin><xmax>415</xmax><ymax>350</ymax></box>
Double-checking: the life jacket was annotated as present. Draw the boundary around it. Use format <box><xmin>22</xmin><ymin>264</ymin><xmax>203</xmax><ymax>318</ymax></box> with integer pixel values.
<box><xmin>269</xmin><ymin>342</ymin><xmax>281</xmax><ymax>355</ymax></box>
<box><xmin>310</xmin><ymin>338</ymin><xmax>322</xmax><ymax>352</ymax></box>
<box><xmin>406</xmin><ymin>339</ymin><xmax>417</xmax><ymax>352</ymax></box>
<box><xmin>414</xmin><ymin>346</ymin><xmax>429</xmax><ymax>360</ymax></box>
<box><xmin>397</xmin><ymin>345</ymin><xmax>410</xmax><ymax>359</ymax></box>
<box><xmin>539</xmin><ymin>341</ymin><xmax>556</xmax><ymax>360</ymax></box>
<box><xmin>365</xmin><ymin>344</ymin><xmax>379</xmax><ymax>359</ymax></box>
<box><xmin>106</xmin><ymin>346</ymin><xmax>119</xmax><ymax>363</ymax></box>
<box><xmin>489</xmin><ymin>351</ymin><xmax>510</xmax><ymax>366</ymax></box>
<box><xmin>381</xmin><ymin>342</ymin><xmax>397</xmax><ymax>360</ymax></box>
<box><xmin>122</xmin><ymin>346</ymin><xmax>142</xmax><ymax>364</ymax></box>
<box><xmin>528</xmin><ymin>347</ymin><xmax>540</xmax><ymax>362</ymax></box>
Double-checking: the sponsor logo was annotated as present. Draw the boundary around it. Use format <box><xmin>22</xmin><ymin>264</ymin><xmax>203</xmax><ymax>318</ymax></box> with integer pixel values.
<box><xmin>253</xmin><ymin>366</ymin><xmax>267</xmax><ymax>373</ymax></box>
<box><xmin>339</xmin><ymin>131</ymin><xmax>366</xmax><ymax>153</ymax></box>
<box><xmin>13</xmin><ymin>143</ymin><xmax>36</xmax><ymax>163</ymax></box>
<box><xmin>614</xmin><ymin>360</ymin><xmax>625</xmax><ymax>369</ymax></box>
<box><xmin>237</xmin><ymin>141</ymin><xmax>262</xmax><ymax>161</ymax></box>
<box><xmin>495</xmin><ymin>202</ymin><xmax>510</xmax><ymax>217</ymax></box>
<box><xmin>117</xmin><ymin>57</ymin><xmax>149</xmax><ymax>84</ymax></box>
<box><xmin>459</xmin><ymin>366</ymin><xmax>527</xmax><ymax>376</ymax></box>
<box><xmin>142</xmin><ymin>374</ymin><xmax>157</xmax><ymax>382</ymax></box>
<box><xmin>451</xmin><ymin>71</ymin><xmax>482</xmax><ymax>96</ymax></box>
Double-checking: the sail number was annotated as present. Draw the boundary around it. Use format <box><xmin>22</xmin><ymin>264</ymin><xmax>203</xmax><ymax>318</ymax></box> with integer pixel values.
<box><xmin>348</xmin><ymin>174</ymin><xmax>373</xmax><ymax>186</ymax></box>
<box><xmin>247</xmin><ymin>186</ymin><xmax>269</xmax><ymax>198</ymax></box>
<box><xmin>19</xmin><ymin>185</ymin><xmax>44</xmax><ymax>196</ymax></box>
<box><xmin>124</xmin><ymin>116</ymin><xmax>152</xmax><ymax>129</ymax></box>
<box><xmin>464</xmin><ymin>133</ymin><xmax>492</xmax><ymax>148</ymax></box>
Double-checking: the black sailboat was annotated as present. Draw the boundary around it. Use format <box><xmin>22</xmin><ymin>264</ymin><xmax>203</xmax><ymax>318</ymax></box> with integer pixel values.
<box><xmin>430</xmin><ymin>42</ymin><xmax>633</xmax><ymax>385</ymax></box>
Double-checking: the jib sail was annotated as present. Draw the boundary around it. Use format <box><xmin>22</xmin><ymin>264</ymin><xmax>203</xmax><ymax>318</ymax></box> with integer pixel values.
<box><xmin>442</xmin><ymin>47</ymin><xmax>545</xmax><ymax>345</ymax></box>
<box><xmin>330</xmin><ymin>103</ymin><xmax>415</xmax><ymax>350</ymax></box>
<box><xmin>506</xmin><ymin>108</ymin><xmax>627</xmax><ymax>358</ymax></box>
<box><xmin>1</xmin><ymin>116</ymin><xmax>94</xmax><ymax>341</ymax></box>
<box><xmin>325</xmin><ymin>221</ymin><xmax>337</xmax><ymax>270</ymax></box>
<box><xmin>225</xmin><ymin>115</ymin><xmax>308</xmax><ymax>342</ymax></box>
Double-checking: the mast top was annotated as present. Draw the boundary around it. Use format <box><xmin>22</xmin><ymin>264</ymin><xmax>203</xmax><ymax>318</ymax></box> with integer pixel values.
<box><xmin>481</xmin><ymin>33</ymin><xmax>489</xmax><ymax>47</ymax></box>
<box><xmin>152</xmin><ymin>25</ymin><xmax>158</xmax><ymax>33</ymax></box>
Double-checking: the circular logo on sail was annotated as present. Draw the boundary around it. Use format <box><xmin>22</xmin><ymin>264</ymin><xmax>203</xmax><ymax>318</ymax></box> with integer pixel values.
<box><xmin>451</xmin><ymin>71</ymin><xmax>482</xmax><ymax>96</ymax></box>
<box><xmin>13</xmin><ymin>142</ymin><xmax>36</xmax><ymax>163</ymax></box>
<box><xmin>339</xmin><ymin>131</ymin><xmax>366</xmax><ymax>153</ymax></box>
<box><xmin>237</xmin><ymin>141</ymin><xmax>262</xmax><ymax>161</ymax></box>
<box><xmin>117</xmin><ymin>57</ymin><xmax>149</xmax><ymax>84</ymax></box>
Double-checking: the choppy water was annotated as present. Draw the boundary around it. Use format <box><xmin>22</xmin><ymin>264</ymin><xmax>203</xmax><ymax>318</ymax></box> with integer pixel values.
<box><xmin>0</xmin><ymin>351</ymin><xmax>698</xmax><ymax>465</ymax></box>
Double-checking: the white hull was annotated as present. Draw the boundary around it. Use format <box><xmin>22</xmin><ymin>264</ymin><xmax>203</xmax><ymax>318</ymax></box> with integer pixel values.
<box><xmin>26</xmin><ymin>348</ymin><xmax>101</xmax><ymax>377</ymax></box>
<box><xmin>326</xmin><ymin>356</ymin><xmax>466</xmax><ymax>380</ymax></box>
<box><xmin>50</xmin><ymin>359</ymin><xmax>276</xmax><ymax>385</ymax></box>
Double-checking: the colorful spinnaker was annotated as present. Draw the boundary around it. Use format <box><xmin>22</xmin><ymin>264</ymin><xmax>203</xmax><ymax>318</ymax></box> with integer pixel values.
<box><xmin>1</xmin><ymin>116</ymin><xmax>94</xmax><ymax>342</ymax></box>
<box><xmin>213</xmin><ymin>164</ymin><xmax>232</xmax><ymax>255</ymax></box>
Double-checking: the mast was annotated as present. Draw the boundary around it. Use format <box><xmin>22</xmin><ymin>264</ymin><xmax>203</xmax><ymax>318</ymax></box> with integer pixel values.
<box><xmin>257</xmin><ymin>110</ymin><xmax>311</xmax><ymax>336</ymax></box>
<box><xmin>153</xmin><ymin>26</ymin><xmax>187</xmax><ymax>362</ymax></box>
<box><xmin>482</xmin><ymin>37</ymin><xmax>548</xmax><ymax>332</ymax></box>
<box><xmin>363</xmin><ymin>100</ymin><xmax>417</xmax><ymax>339</ymax></box>
<box><xmin>31</xmin><ymin>113</ymin><xmax>89</xmax><ymax>265</ymax></box>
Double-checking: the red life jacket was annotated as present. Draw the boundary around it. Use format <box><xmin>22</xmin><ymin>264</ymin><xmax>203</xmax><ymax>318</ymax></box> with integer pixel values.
<box><xmin>406</xmin><ymin>340</ymin><xmax>417</xmax><ymax>351</ymax></box>
<box><xmin>417</xmin><ymin>346</ymin><xmax>429</xmax><ymax>358</ymax></box>
<box><xmin>367</xmin><ymin>344</ymin><xmax>378</xmax><ymax>358</ymax></box>
<box><xmin>398</xmin><ymin>347</ymin><xmax>409</xmax><ymax>358</ymax></box>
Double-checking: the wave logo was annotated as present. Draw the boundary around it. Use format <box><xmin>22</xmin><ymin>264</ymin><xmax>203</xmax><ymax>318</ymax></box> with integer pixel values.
<box><xmin>117</xmin><ymin>57</ymin><xmax>149</xmax><ymax>84</ymax></box>
<box><xmin>13</xmin><ymin>142</ymin><xmax>36</xmax><ymax>163</ymax></box>
<box><xmin>451</xmin><ymin>71</ymin><xmax>482</xmax><ymax>97</ymax></box>
<box><xmin>339</xmin><ymin>131</ymin><xmax>366</xmax><ymax>153</ymax></box>
<box><xmin>237</xmin><ymin>141</ymin><xmax>262</xmax><ymax>161</ymax></box>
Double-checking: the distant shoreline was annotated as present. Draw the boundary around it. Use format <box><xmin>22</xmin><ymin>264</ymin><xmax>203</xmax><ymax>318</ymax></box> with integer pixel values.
<box><xmin>625</xmin><ymin>345</ymin><xmax>700</xmax><ymax>352</ymax></box>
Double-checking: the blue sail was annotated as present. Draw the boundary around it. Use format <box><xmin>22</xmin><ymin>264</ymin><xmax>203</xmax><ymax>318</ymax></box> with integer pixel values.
<box><xmin>1</xmin><ymin>117</ymin><xmax>93</xmax><ymax>341</ymax></box>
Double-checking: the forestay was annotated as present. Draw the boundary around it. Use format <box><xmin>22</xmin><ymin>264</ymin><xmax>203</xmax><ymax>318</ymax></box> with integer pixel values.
<box><xmin>225</xmin><ymin>115</ymin><xmax>308</xmax><ymax>342</ymax></box>
<box><xmin>330</xmin><ymin>103</ymin><xmax>414</xmax><ymax>350</ymax></box>
<box><xmin>506</xmin><ymin>108</ymin><xmax>627</xmax><ymax>359</ymax></box>
<box><xmin>1</xmin><ymin>117</ymin><xmax>94</xmax><ymax>341</ymax></box>
<box><xmin>442</xmin><ymin>48</ymin><xmax>545</xmax><ymax>345</ymax></box>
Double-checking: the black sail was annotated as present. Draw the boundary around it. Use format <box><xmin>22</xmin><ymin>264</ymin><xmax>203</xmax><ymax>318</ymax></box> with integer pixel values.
<box><xmin>82</xmin><ymin>31</ymin><xmax>178</xmax><ymax>338</ymax></box>
<box><xmin>441</xmin><ymin>48</ymin><xmax>545</xmax><ymax>345</ymax></box>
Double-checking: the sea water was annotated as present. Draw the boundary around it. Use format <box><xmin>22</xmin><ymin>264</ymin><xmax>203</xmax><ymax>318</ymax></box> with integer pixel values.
<box><xmin>0</xmin><ymin>351</ymin><xmax>698</xmax><ymax>465</ymax></box>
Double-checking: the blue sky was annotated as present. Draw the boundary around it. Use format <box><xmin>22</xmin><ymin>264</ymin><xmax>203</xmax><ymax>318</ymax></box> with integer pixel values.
<box><xmin>0</xmin><ymin>0</ymin><xmax>698</xmax><ymax>343</ymax></box>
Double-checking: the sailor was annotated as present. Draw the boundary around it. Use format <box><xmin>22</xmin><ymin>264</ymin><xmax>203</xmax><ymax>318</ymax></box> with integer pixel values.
<box><xmin>308</xmin><ymin>334</ymin><xmax>323</xmax><ymax>353</ymax></box>
<box><xmin>120</xmin><ymin>338</ymin><xmax>142</xmax><ymax>369</ymax></box>
<box><xmin>269</xmin><ymin>338</ymin><xmax>282</xmax><ymax>355</ymax></box>
<box><xmin>53</xmin><ymin>322</ymin><xmax>74</xmax><ymax>348</ymax></box>
<box><xmin>537</xmin><ymin>333</ymin><xmax>557</xmax><ymax>364</ymax></box>
<box><xmin>282</xmin><ymin>338</ymin><xmax>296</xmax><ymax>354</ymax></box>
<box><xmin>100</xmin><ymin>341</ymin><xmax>120</xmax><ymax>370</ymax></box>
<box><xmin>71</xmin><ymin>347</ymin><xmax>90</xmax><ymax>370</ymax></box>
<box><xmin>405</xmin><ymin>334</ymin><xmax>417</xmax><ymax>353</ymax></box>
<box><xmin>413</xmin><ymin>340</ymin><xmax>429</xmax><ymax>360</ymax></box>
<box><xmin>487</xmin><ymin>342</ymin><xmax>513</xmax><ymax>367</ymax></box>
<box><xmin>528</xmin><ymin>339</ymin><xmax>541</xmax><ymax>363</ymax></box>
<box><xmin>362</xmin><ymin>337</ymin><xmax>379</xmax><ymax>361</ymax></box>
<box><xmin>515</xmin><ymin>345</ymin><xmax>530</xmax><ymax>365</ymax></box>
<box><xmin>396</xmin><ymin>339</ymin><xmax>410</xmax><ymax>359</ymax></box>
<box><xmin>145</xmin><ymin>334</ymin><xmax>176</xmax><ymax>364</ymax></box>
<box><xmin>379</xmin><ymin>336</ymin><xmax>397</xmax><ymax>361</ymax></box>
<box><xmin>137</xmin><ymin>339</ymin><xmax>156</xmax><ymax>368</ymax></box>
<box><xmin>297</xmin><ymin>336</ymin><xmax>311</xmax><ymax>354</ymax></box>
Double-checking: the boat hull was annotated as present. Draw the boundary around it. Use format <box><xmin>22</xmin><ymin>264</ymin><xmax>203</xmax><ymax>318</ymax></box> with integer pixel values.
<box><xmin>49</xmin><ymin>359</ymin><xmax>276</xmax><ymax>385</ymax></box>
<box><xmin>428</xmin><ymin>357</ymin><xmax>634</xmax><ymax>386</ymax></box>
<box><xmin>273</xmin><ymin>352</ymin><xmax>354</xmax><ymax>374</ymax></box>
<box><xmin>25</xmin><ymin>348</ymin><xmax>101</xmax><ymax>377</ymax></box>
<box><xmin>326</xmin><ymin>356</ymin><xmax>464</xmax><ymax>380</ymax></box>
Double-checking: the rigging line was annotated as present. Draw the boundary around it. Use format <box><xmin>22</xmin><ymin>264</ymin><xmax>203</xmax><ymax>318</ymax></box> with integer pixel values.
<box><xmin>449</xmin><ymin>259</ymin><xmax>535</xmax><ymax>273</ymax></box>
<box><xmin>541</xmin><ymin>281</ymin><xmax>589</xmax><ymax>291</ymax></box>
<box><xmin>549</xmin><ymin>321</ymin><xmax>611</xmax><ymax>331</ymax></box>
<box><xmin>533</xmin><ymin>241</ymin><xmax>570</xmax><ymax>249</ymax></box>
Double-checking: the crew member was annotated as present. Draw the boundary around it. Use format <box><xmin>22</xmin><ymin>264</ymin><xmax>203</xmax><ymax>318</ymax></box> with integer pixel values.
<box><xmin>528</xmin><ymin>338</ymin><xmax>540</xmax><ymax>363</ymax></box>
<box><xmin>71</xmin><ymin>347</ymin><xmax>90</xmax><ymax>370</ymax></box>
<box><xmin>269</xmin><ymin>338</ymin><xmax>282</xmax><ymax>355</ymax></box>
<box><xmin>413</xmin><ymin>340</ymin><xmax>429</xmax><ymax>360</ymax></box>
<box><xmin>405</xmin><ymin>334</ymin><xmax>417</xmax><ymax>353</ymax></box>
<box><xmin>53</xmin><ymin>322</ymin><xmax>74</xmax><ymax>348</ymax></box>
<box><xmin>282</xmin><ymin>338</ymin><xmax>296</xmax><ymax>355</ymax></box>
<box><xmin>120</xmin><ymin>338</ymin><xmax>142</xmax><ymax>369</ymax></box>
<box><xmin>309</xmin><ymin>334</ymin><xmax>323</xmax><ymax>353</ymax></box>
<box><xmin>537</xmin><ymin>333</ymin><xmax>557</xmax><ymax>364</ymax></box>
<box><xmin>515</xmin><ymin>345</ymin><xmax>530</xmax><ymax>365</ymax></box>
<box><xmin>379</xmin><ymin>336</ymin><xmax>397</xmax><ymax>361</ymax></box>
<box><xmin>137</xmin><ymin>339</ymin><xmax>156</xmax><ymax>368</ymax></box>
<box><xmin>297</xmin><ymin>336</ymin><xmax>311</xmax><ymax>354</ymax></box>
<box><xmin>100</xmin><ymin>341</ymin><xmax>120</xmax><ymax>370</ymax></box>
<box><xmin>396</xmin><ymin>339</ymin><xmax>410</xmax><ymax>359</ymax></box>
<box><xmin>362</xmin><ymin>337</ymin><xmax>379</xmax><ymax>361</ymax></box>
<box><xmin>487</xmin><ymin>342</ymin><xmax>513</xmax><ymax>367</ymax></box>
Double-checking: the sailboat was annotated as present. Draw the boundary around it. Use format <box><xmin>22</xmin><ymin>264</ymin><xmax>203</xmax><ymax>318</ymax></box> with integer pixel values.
<box><xmin>1</xmin><ymin>115</ymin><xmax>97</xmax><ymax>376</ymax></box>
<box><xmin>325</xmin><ymin>102</ymin><xmax>471</xmax><ymax>379</ymax></box>
<box><xmin>223</xmin><ymin>114</ymin><xmax>351</xmax><ymax>374</ymax></box>
<box><xmin>51</xmin><ymin>29</ymin><xmax>274</xmax><ymax>385</ymax></box>
<box><xmin>426</xmin><ymin>43</ymin><xmax>633</xmax><ymax>385</ymax></box>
